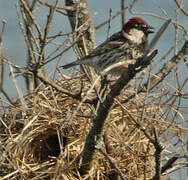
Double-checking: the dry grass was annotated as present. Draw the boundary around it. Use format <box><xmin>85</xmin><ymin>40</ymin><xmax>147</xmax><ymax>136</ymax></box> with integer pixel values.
<box><xmin>1</xmin><ymin>70</ymin><xmax>184</xmax><ymax>180</ymax></box>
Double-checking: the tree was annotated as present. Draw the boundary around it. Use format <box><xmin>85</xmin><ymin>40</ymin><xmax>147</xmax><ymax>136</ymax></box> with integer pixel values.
<box><xmin>0</xmin><ymin>0</ymin><xmax>187</xmax><ymax>179</ymax></box>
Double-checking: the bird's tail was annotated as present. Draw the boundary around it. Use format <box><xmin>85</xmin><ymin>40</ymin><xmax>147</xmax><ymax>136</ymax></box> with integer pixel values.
<box><xmin>61</xmin><ymin>61</ymin><xmax>78</xmax><ymax>69</ymax></box>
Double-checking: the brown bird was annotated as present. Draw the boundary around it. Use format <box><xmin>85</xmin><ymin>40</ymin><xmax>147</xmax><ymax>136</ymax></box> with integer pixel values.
<box><xmin>62</xmin><ymin>17</ymin><xmax>154</xmax><ymax>76</ymax></box>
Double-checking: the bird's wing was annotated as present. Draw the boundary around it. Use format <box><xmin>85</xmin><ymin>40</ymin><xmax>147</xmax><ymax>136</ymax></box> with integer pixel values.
<box><xmin>62</xmin><ymin>31</ymin><xmax>127</xmax><ymax>69</ymax></box>
<box><xmin>82</xmin><ymin>31</ymin><xmax>126</xmax><ymax>59</ymax></box>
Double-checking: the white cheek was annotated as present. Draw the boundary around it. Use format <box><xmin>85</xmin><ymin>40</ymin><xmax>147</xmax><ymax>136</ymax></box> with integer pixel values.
<box><xmin>123</xmin><ymin>29</ymin><xmax>144</xmax><ymax>44</ymax></box>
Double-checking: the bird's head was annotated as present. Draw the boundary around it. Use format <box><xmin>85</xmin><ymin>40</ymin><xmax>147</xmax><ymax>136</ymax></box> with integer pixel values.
<box><xmin>122</xmin><ymin>17</ymin><xmax>154</xmax><ymax>44</ymax></box>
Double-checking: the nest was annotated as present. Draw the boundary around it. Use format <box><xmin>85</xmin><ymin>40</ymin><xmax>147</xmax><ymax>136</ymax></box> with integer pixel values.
<box><xmin>0</xmin><ymin>73</ymin><xmax>167</xmax><ymax>180</ymax></box>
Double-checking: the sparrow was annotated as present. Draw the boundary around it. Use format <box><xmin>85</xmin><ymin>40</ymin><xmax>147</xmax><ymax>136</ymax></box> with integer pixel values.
<box><xmin>62</xmin><ymin>17</ymin><xmax>154</xmax><ymax>76</ymax></box>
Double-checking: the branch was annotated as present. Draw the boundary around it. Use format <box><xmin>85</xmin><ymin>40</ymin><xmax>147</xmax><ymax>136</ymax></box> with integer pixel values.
<box><xmin>65</xmin><ymin>0</ymin><xmax>95</xmax><ymax>55</ymax></box>
<box><xmin>174</xmin><ymin>0</ymin><xmax>188</xmax><ymax>17</ymax></box>
<box><xmin>161</xmin><ymin>155</ymin><xmax>179</xmax><ymax>174</ymax></box>
<box><xmin>147</xmin><ymin>40</ymin><xmax>188</xmax><ymax>89</ymax></box>
<box><xmin>129</xmin><ymin>0</ymin><xmax>188</xmax><ymax>32</ymax></box>
<box><xmin>65</xmin><ymin>0</ymin><xmax>96</xmax><ymax>80</ymax></box>
<box><xmin>20</xmin><ymin>0</ymin><xmax>43</xmax><ymax>41</ymax></box>
<box><xmin>121</xmin><ymin>0</ymin><xmax>126</xmax><ymax>26</ymax></box>
<box><xmin>152</xmin><ymin>155</ymin><xmax>179</xmax><ymax>179</ymax></box>
<box><xmin>96</xmin><ymin>148</ymin><xmax>127</xmax><ymax>180</ymax></box>
<box><xmin>36</xmin><ymin>72</ymin><xmax>82</xmax><ymax>100</ymax></box>
<box><xmin>0</xmin><ymin>20</ymin><xmax>15</xmax><ymax>105</ymax></box>
<box><xmin>152</xmin><ymin>128</ymin><xmax>163</xmax><ymax>180</ymax></box>
<box><xmin>95</xmin><ymin>6</ymin><xmax>128</xmax><ymax>30</ymax></box>
<box><xmin>79</xmin><ymin>50</ymin><xmax>158</xmax><ymax>175</ymax></box>
<box><xmin>121</xmin><ymin>40</ymin><xmax>188</xmax><ymax>105</ymax></box>
<box><xmin>38</xmin><ymin>0</ymin><xmax>75</xmax><ymax>11</ymax></box>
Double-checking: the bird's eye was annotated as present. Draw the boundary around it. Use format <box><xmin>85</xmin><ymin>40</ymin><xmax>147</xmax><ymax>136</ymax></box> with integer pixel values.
<box><xmin>134</xmin><ymin>23</ymin><xmax>139</xmax><ymax>27</ymax></box>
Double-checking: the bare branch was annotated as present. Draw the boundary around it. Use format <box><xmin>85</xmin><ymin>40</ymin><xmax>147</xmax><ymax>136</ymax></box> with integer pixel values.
<box><xmin>152</xmin><ymin>128</ymin><xmax>163</xmax><ymax>180</ymax></box>
<box><xmin>20</xmin><ymin>0</ymin><xmax>43</xmax><ymax>41</ymax></box>
<box><xmin>149</xmin><ymin>40</ymin><xmax>188</xmax><ymax>89</ymax></box>
<box><xmin>174</xmin><ymin>0</ymin><xmax>188</xmax><ymax>16</ymax></box>
<box><xmin>95</xmin><ymin>6</ymin><xmax>128</xmax><ymax>30</ymax></box>
<box><xmin>121</xmin><ymin>0</ymin><xmax>126</xmax><ymax>26</ymax></box>
<box><xmin>79</xmin><ymin>50</ymin><xmax>157</xmax><ymax>174</ymax></box>
<box><xmin>145</xmin><ymin>19</ymin><xmax>171</xmax><ymax>55</ymax></box>
<box><xmin>161</xmin><ymin>156</ymin><xmax>179</xmax><ymax>174</ymax></box>
<box><xmin>36</xmin><ymin>71</ymin><xmax>82</xmax><ymax>100</ymax></box>
<box><xmin>38</xmin><ymin>0</ymin><xmax>75</xmax><ymax>11</ymax></box>
<box><xmin>121</xmin><ymin>40</ymin><xmax>188</xmax><ymax>106</ymax></box>
<box><xmin>129</xmin><ymin>0</ymin><xmax>188</xmax><ymax>33</ymax></box>
<box><xmin>65</xmin><ymin>0</ymin><xmax>95</xmax><ymax>55</ymax></box>
<box><xmin>0</xmin><ymin>20</ymin><xmax>15</xmax><ymax>104</ymax></box>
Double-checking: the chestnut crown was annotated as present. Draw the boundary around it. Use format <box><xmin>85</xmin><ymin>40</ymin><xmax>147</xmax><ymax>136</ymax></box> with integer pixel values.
<box><xmin>123</xmin><ymin>17</ymin><xmax>154</xmax><ymax>34</ymax></box>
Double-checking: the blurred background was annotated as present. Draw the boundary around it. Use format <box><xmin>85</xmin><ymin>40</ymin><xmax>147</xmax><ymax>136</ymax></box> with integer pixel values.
<box><xmin>0</xmin><ymin>0</ymin><xmax>188</xmax><ymax>178</ymax></box>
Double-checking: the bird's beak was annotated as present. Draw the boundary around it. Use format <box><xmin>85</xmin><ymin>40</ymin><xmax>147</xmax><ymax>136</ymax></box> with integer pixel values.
<box><xmin>146</xmin><ymin>25</ymin><xmax>155</xmax><ymax>34</ymax></box>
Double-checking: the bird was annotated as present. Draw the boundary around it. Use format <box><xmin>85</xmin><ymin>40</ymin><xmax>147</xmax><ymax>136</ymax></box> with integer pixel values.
<box><xmin>61</xmin><ymin>17</ymin><xmax>154</xmax><ymax>76</ymax></box>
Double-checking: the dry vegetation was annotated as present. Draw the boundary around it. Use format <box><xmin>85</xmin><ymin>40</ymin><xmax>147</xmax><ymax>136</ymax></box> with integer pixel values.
<box><xmin>0</xmin><ymin>0</ymin><xmax>188</xmax><ymax>180</ymax></box>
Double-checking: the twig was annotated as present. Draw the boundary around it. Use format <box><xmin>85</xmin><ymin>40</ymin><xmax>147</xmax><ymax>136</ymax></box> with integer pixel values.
<box><xmin>117</xmin><ymin>100</ymin><xmax>164</xmax><ymax>179</ymax></box>
<box><xmin>38</xmin><ymin>0</ymin><xmax>75</xmax><ymax>11</ymax></box>
<box><xmin>174</xmin><ymin>0</ymin><xmax>188</xmax><ymax>16</ymax></box>
<box><xmin>16</xmin><ymin>4</ymin><xmax>39</xmax><ymax>61</ymax></box>
<box><xmin>38</xmin><ymin>0</ymin><xmax>59</xmax><ymax>71</ymax></box>
<box><xmin>0</xmin><ymin>20</ymin><xmax>15</xmax><ymax>105</ymax></box>
<box><xmin>129</xmin><ymin>0</ymin><xmax>188</xmax><ymax>33</ymax></box>
<box><xmin>161</xmin><ymin>155</ymin><xmax>179</xmax><ymax>174</ymax></box>
<box><xmin>79</xmin><ymin>50</ymin><xmax>157</xmax><ymax>175</ymax></box>
<box><xmin>121</xmin><ymin>40</ymin><xmax>188</xmax><ymax>106</ymax></box>
<box><xmin>65</xmin><ymin>75</ymin><xmax>101</xmax><ymax>125</ymax></box>
<box><xmin>40</xmin><ymin>0</ymin><xmax>59</xmax><ymax>57</ymax></box>
<box><xmin>145</xmin><ymin>19</ymin><xmax>171</xmax><ymax>55</ymax></box>
<box><xmin>18</xmin><ymin>1</ymin><xmax>41</xmax><ymax>89</ymax></box>
<box><xmin>0</xmin><ymin>20</ymin><xmax>5</xmax><ymax>91</ymax></box>
<box><xmin>96</xmin><ymin>147</ymin><xmax>127</xmax><ymax>180</ymax></box>
<box><xmin>95</xmin><ymin>6</ymin><xmax>128</xmax><ymax>30</ymax></box>
<box><xmin>9</xmin><ymin>64</ymin><xmax>27</xmax><ymax>110</ymax></box>
<box><xmin>107</xmin><ymin>8</ymin><xmax>112</xmax><ymax>39</ymax></box>
<box><xmin>121</xmin><ymin>0</ymin><xmax>126</xmax><ymax>26</ymax></box>
<box><xmin>174</xmin><ymin>6</ymin><xmax>180</xmax><ymax>55</ymax></box>
<box><xmin>20</xmin><ymin>0</ymin><xmax>43</xmax><ymax>41</ymax></box>
<box><xmin>44</xmin><ymin>31</ymin><xmax>89</xmax><ymax>66</ymax></box>
<box><xmin>148</xmin><ymin>40</ymin><xmax>188</xmax><ymax>89</ymax></box>
<box><xmin>152</xmin><ymin>127</ymin><xmax>163</xmax><ymax>180</ymax></box>
<box><xmin>65</xmin><ymin>0</ymin><xmax>96</xmax><ymax>54</ymax></box>
<box><xmin>115</xmin><ymin>101</ymin><xmax>156</xmax><ymax>144</ymax></box>
<box><xmin>36</xmin><ymin>72</ymin><xmax>82</xmax><ymax>100</ymax></box>
<box><xmin>151</xmin><ymin>142</ymin><xmax>179</xmax><ymax>179</ymax></box>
